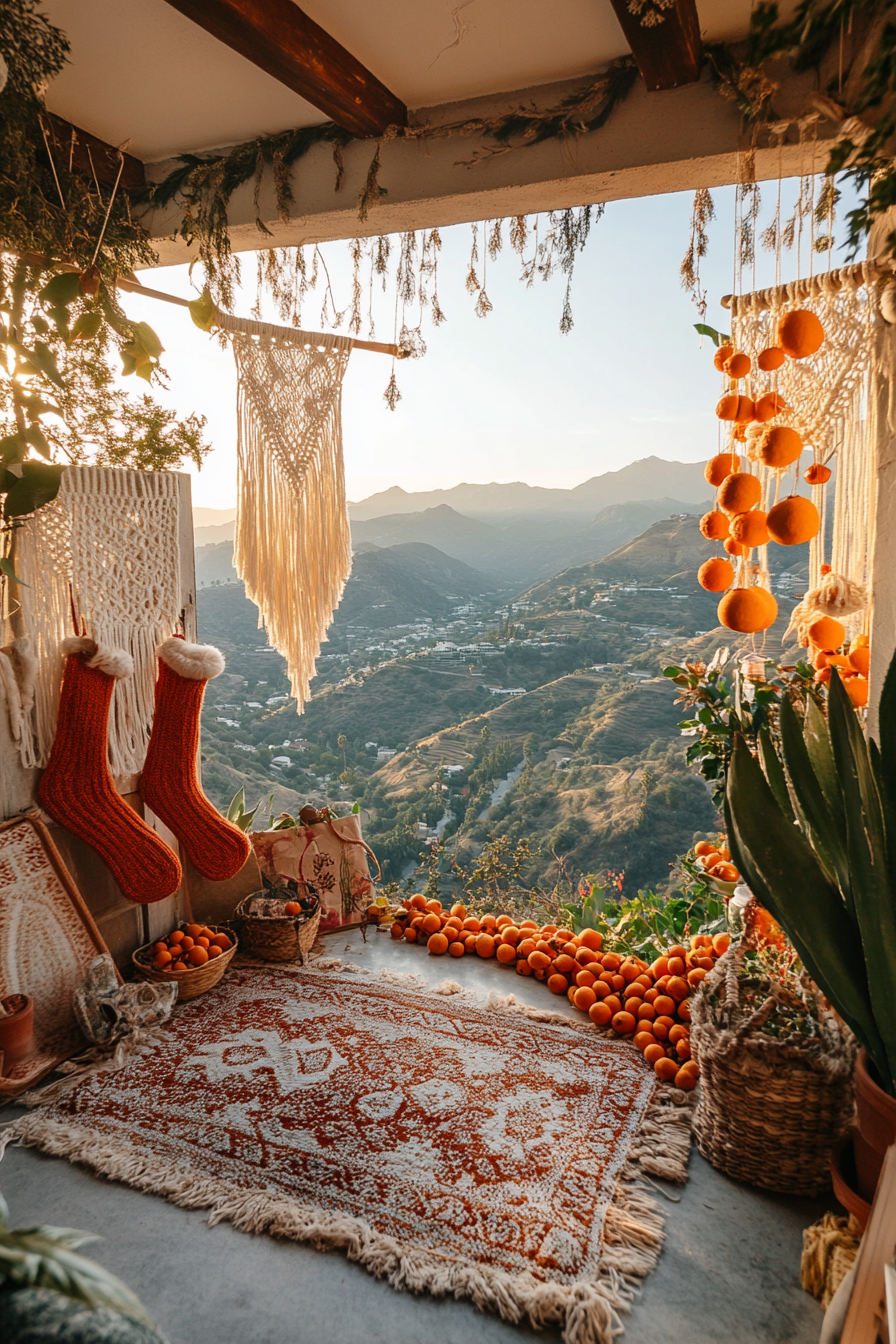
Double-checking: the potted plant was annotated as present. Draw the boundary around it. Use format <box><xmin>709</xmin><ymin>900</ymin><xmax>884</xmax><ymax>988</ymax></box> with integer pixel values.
<box><xmin>725</xmin><ymin>657</ymin><xmax>896</xmax><ymax>1213</ymax></box>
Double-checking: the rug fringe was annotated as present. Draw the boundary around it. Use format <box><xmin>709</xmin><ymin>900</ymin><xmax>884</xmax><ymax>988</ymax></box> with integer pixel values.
<box><xmin>1</xmin><ymin>968</ymin><xmax>696</xmax><ymax>1344</ymax></box>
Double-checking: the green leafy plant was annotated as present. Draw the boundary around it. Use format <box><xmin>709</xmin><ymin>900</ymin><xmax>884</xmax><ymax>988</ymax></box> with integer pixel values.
<box><xmin>0</xmin><ymin>1193</ymin><xmax>154</xmax><ymax>1326</ymax></box>
<box><xmin>726</xmin><ymin>660</ymin><xmax>896</xmax><ymax>1093</ymax></box>
<box><xmin>666</xmin><ymin>655</ymin><xmax>823</xmax><ymax>806</ymax></box>
<box><xmin>225</xmin><ymin>787</ymin><xmax>273</xmax><ymax>832</ymax></box>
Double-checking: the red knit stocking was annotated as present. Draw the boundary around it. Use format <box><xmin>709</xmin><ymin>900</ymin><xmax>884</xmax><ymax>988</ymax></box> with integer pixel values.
<box><xmin>38</xmin><ymin>638</ymin><xmax>182</xmax><ymax>905</ymax></box>
<box><xmin>139</xmin><ymin>637</ymin><xmax>251</xmax><ymax>882</ymax></box>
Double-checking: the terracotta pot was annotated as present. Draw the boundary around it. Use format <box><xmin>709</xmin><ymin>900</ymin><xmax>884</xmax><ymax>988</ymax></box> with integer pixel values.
<box><xmin>0</xmin><ymin>993</ymin><xmax>34</xmax><ymax>1073</ymax></box>
<box><xmin>853</xmin><ymin>1048</ymin><xmax>896</xmax><ymax>1203</ymax></box>
<box><xmin>830</xmin><ymin>1138</ymin><xmax>872</xmax><ymax>1231</ymax></box>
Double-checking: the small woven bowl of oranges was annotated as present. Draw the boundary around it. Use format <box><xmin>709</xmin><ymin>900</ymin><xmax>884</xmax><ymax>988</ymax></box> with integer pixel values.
<box><xmin>693</xmin><ymin>840</ymin><xmax>741</xmax><ymax>898</ymax></box>
<box><xmin>133</xmin><ymin>922</ymin><xmax>238</xmax><ymax>1001</ymax></box>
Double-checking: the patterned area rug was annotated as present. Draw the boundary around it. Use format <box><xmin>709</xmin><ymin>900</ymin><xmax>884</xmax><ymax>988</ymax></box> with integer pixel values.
<box><xmin>4</xmin><ymin>967</ymin><xmax>693</xmax><ymax>1343</ymax></box>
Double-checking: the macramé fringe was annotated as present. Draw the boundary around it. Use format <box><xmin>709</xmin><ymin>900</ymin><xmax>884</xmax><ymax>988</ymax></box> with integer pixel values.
<box><xmin>0</xmin><ymin>971</ymin><xmax>694</xmax><ymax>1344</ymax></box>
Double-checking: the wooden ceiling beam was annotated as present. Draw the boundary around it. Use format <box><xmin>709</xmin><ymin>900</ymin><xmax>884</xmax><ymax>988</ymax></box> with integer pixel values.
<box><xmin>161</xmin><ymin>0</ymin><xmax>407</xmax><ymax>138</ymax></box>
<box><xmin>42</xmin><ymin>113</ymin><xmax>146</xmax><ymax>191</ymax></box>
<box><xmin>607</xmin><ymin>0</ymin><xmax>703</xmax><ymax>92</ymax></box>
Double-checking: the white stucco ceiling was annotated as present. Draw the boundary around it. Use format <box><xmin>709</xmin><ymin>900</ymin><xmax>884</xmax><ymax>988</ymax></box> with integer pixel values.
<box><xmin>41</xmin><ymin>0</ymin><xmax>787</xmax><ymax>162</ymax></box>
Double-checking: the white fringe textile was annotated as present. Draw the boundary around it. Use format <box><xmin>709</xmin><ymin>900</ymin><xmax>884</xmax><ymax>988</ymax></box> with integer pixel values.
<box><xmin>1</xmin><ymin>967</ymin><xmax>694</xmax><ymax>1344</ymax></box>
<box><xmin>9</xmin><ymin>464</ymin><xmax>182</xmax><ymax>774</ymax></box>
<box><xmin>222</xmin><ymin>315</ymin><xmax>353</xmax><ymax>713</ymax></box>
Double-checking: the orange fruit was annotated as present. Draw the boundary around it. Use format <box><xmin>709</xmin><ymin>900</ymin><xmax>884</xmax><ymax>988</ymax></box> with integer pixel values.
<box><xmin>724</xmin><ymin>537</ymin><xmax>747</xmax><ymax>556</ymax></box>
<box><xmin>676</xmin><ymin>1037</ymin><xmax>692</xmax><ymax>1060</ymax></box>
<box><xmin>535</xmin><ymin>940</ymin><xmax>555</xmax><ymax>957</ymax></box>
<box><xmin>634</xmin><ymin>1030</ymin><xmax>655</xmax><ymax>1051</ymax></box>
<box><xmin>724</xmin><ymin>351</ymin><xmax>751</xmax><ymax>379</ymax></box>
<box><xmin>424</xmin><ymin>899</ymin><xmax>442</xmax><ymax>915</ymax></box>
<box><xmin>548</xmin><ymin>973</ymin><xmax>569</xmax><ymax>995</ymax></box>
<box><xmin>758</xmin><ymin>424</ymin><xmax>802</xmax><ymax>467</ymax></box>
<box><xmin>767</xmin><ymin>495</ymin><xmax>820</xmax><ymax>545</ymax></box>
<box><xmin>501</xmin><ymin>926</ymin><xmax>522</xmax><ymax>946</ymax></box>
<box><xmin>644</xmin><ymin>1043</ymin><xmax>666</xmax><ymax>1066</ymax></box>
<box><xmin>653</xmin><ymin>995</ymin><xmax>675</xmax><ymax>1018</ymax></box>
<box><xmin>449</xmin><ymin>941</ymin><xmax>465</xmax><ymax>958</ymax></box>
<box><xmin>637</xmin><ymin>1002</ymin><xmax>656</xmax><ymax>1020</ymax></box>
<box><xmin>718</xmin><ymin>586</ymin><xmax>777</xmax><ymax>634</ymax></box>
<box><xmin>420</xmin><ymin>913</ymin><xmax>440</xmax><ymax>935</ymax></box>
<box><xmin>698</xmin><ymin>557</ymin><xmax>734</xmax><ymax>592</ymax></box>
<box><xmin>667</xmin><ymin>977</ymin><xmax>689</xmax><ymax>1002</ymax></box>
<box><xmin>496</xmin><ymin>915</ymin><xmax>513</xmax><ymax>929</ymax></box>
<box><xmin>713</xmin><ymin>344</ymin><xmax>734</xmax><ymax>371</ymax></box>
<box><xmin>713</xmin><ymin>933</ymin><xmax>731</xmax><ymax>956</ymax></box>
<box><xmin>153</xmin><ymin>950</ymin><xmax>172</xmax><ymax>968</ymax></box>
<box><xmin>603</xmin><ymin>995</ymin><xmax>622</xmax><ymax>1016</ymax></box>
<box><xmin>757</xmin><ymin>345</ymin><xmax>786</xmax><ymax>371</ymax></box>
<box><xmin>579</xmin><ymin>928</ymin><xmax>603</xmax><ymax>952</ymax></box>
<box><xmin>669</xmin><ymin>1024</ymin><xmax>689</xmax><ymax>1045</ymax></box>
<box><xmin>653</xmin><ymin>1017</ymin><xmax>673</xmax><ymax>1040</ymax></box>
<box><xmin>849</xmin><ymin>646</ymin><xmax>870</xmax><ymax>676</ymax></box>
<box><xmin>496</xmin><ymin>943</ymin><xmax>517</xmax><ymax>965</ymax></box>
<box><xmin>476</xmin><ymin>934</ymin><xmax>496</xmax><ymax>958</ymax></box>
<box><xmin>464</xmin><ymin>934</ymin><xmax>478</xmax><ymax>952</ymax></box>
<box><xmin>805</xmin><ymin>462</ymin><xmax>832</xmax><ymax>485</ymax></box>
<box><xmin>450</xmin><ymin>903</ymin><xmax>467</xmax><ymax>919</ymax></box>
<box><xmin>404</xmin><ymin>927</ymin><xmax>418</xmax><ymax>943</ymax></box>
<box><xmin>409</xmin><ymin>894</ymin><xmax>427</xmax><ymax>911</ymax></box>
<box><xmin>185</xmin><ymin>923</ymin><xmax>202</xmax><ymax>939</ymax></box>
<box><xmin>588</xmin><ymin>1001</ymin><xmax>612</xmax><ymax>1026</ymax></box>
<box><xmin>207</xmin><ymin>945</ymin><xmax>223</xmax><ymax>959</ymax></box>
<box><xmin>778</xmin><ymin>308</ymin><xmax>824</xmax><ymax>359</ymax></box>
<box><xmin>516</xmin><ymin>958</ymin><xmax>533</xmax><ymax>976</ymax></box>
<box><xmin>700</xmin><ymin>510</ymin><xmax>730</xmax><ymax>541</ymax></box>
<box><xmin>716</xmin><ymin>394</ymin><xmax>755</xmax><ymax>423</ymax></box>
<box><xmin>427</xmin><ymin>932</ymin><xmax>449</xmax><ymax>955</ymax></box>
<box><xmin>666</xmin><ymin>956</ymin><xmax>685</xmax><ymax>977</ymax></box>
<box><xmin>188</xmin><ymin>945</ymin><xmax>209</xmax><ymax>966</ymax></box>
<box><xmin>172</xmin><ymin>961</ymin><xmax>187</xmax><ymax>971</ymax></box>
<box><xmin>694</xmin><ymin>841</ymin><xmax>714</xmax><ymax>856</ymax></box>
<box><xmin>517</xmin><ymin>938</ymin><xmax>536</xmax><ymax>957</ymax></box>
<box><xmin>611</xmin><ymin>1010</ymin><xmax>636</xmax><ymax>1035</ymax></box>
<box><xmin>574</xmin><ymin>986</ymin><xmax>597</xmax><ymax>1011</ymax></box>
<box><xmin>601</xmin><ymin>953</ymin><xmax>621</xmax><ymax>972</ymax></box>
<box><xmin>654</xmin><ymin>1057</ymin><xmax>680</xmax><ymax>1082</ymax></box>
<box><xmin>687</xmin><ymin>968</ymin><xmax>707</xmax><ymax>988</ymax></box>
<box><xmin>675</xmin><ymin>1066</ymin><xmax>698</xmax><ymax>1090</ymax></box>
<box><xmin>710</xmin><ymin>862</ymin><xmax>738</xmax><ymax>882</ymax></box>
<box><xmin>754</xmin><ymin>392</ymin><xmax>786</xmax><ymax>423</ymax></box>
<box><xmin>528</xmin><ymin>950</ymin><xmax>550</xmax><ymax>971</ymax></box>
<box><xmin>677</xmin><ymin>1000</ymin><xmax>692</xmax><ymax>1023</ymax></box>
<box><xmin>577</xmin><ymin>969</ymin><xmax>597</xmax><ymax>989</ymax></box>
<box><xmin>576</xmin><ymin>947</ymin><xmax>599</xmax><ymax>966</ymax></box>
<box><xmin>553</xmin><ymin>954</ymin><xmax>576</xmax><ymax>975</ymax></box>
<box><xmin>168</xmin><ymin>929</ymin><xmax>184</xmax><ymax>944</ymax></box>
<box><xmin>699</xmin><ymin>852</ymin><xmax>721</xmax><ymax>870</ymax></box>
<box><xmin>808</xmin><ymin>615</ymin><xmax>846</xmax><ymax>652</ymax></box>
<box><xmin>196</xmin><ymin>937</ymin><xmax>210</xmax><ymax>949</ymax></box>
<box><xmin>705</xmin><ymin>452</ymin><xmax>741</xmax><ymax>487</ymax></box>
<box><xmin>180</xmin><ymin>936</ymin><xmax>195</xmax><ymax>952</ymax></box>
<box><xmin>284</xmin><ymin>901</ymin><xmax>301</xmax><ymax>916</ymax></box>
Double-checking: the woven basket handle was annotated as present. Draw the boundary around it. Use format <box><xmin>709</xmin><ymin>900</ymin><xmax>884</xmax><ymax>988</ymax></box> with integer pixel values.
<box><xmin>322</xmin><ymin>816</ymin><xmax>382</xmax><ymax>884</ymax></box>
<box><xmin>707</xmin><ymin>941</ymin><xmax>783</xmax><ymax>1039</ymax></box>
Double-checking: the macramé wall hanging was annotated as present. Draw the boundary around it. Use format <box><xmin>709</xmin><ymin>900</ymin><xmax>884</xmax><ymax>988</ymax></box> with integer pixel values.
<box><xmin>11</xmin><ymin>464</ymin><xmax>182</xmax><ymax>775</ymax></box>
<box><xmin>220</xmin><ymin>315</ymin><xmax>354</xmax><ymax>714</ymax></box>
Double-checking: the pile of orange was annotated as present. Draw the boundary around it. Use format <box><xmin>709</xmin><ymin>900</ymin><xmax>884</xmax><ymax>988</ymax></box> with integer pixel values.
<box><xmin>151</xmin><ymin>923</ymin><xmax>232</xmax><ymax>971</ymax></box>
<box><xmin>698</xmin><ymin>310</ymin><xmax>830</xmax><ymax>634</ymax></box>
<box><xmin>808</xmin><ymin>622</ymin><xmax>870</xmax><ymax>708</ymax></box>
<box><xmin>694</xmin><ymin>839</ymin><xmax>739</xmax><ymax>884</ymax></box>
<box><xmin>391</xmin><ymin>894</ymin><xmax>732</xmax><ymax>1090</ymax></box>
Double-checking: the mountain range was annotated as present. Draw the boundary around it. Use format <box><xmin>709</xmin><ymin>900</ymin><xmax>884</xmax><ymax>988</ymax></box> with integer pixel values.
<box><xmin>346</xmin><ymin>457</ymin><xmax>709</xmax><ymax>520</ymax></box>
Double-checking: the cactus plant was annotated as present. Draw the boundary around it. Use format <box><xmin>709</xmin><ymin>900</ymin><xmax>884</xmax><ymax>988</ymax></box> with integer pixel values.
<box><xmin>725</xmin><ymin>659</ymin><xmax>896</xmax><ymax>1095</ymax></box>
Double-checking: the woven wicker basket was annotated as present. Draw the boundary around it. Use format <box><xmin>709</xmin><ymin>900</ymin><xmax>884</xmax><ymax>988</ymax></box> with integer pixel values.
<box><xmin>690</xmin><ymin>946</ymin><xmax>856</xmax><ymax>1196</ymax></box>
<box><xmin>133</xmin><ymin>925</ymin><xmax>238</xmax><ymax>1002</ymax></box>
<box><xmin>234</xmin><ymin>893</ymin><xmax>321</xmax><ymax>963</ymax></box>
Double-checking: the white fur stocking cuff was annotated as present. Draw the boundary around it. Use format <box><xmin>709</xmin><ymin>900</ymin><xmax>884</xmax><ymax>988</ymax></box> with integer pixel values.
<box><xmin>61</xmin><ymin>636</ymin><xmax>134</xmax><ymax>680</ymax></box>
<box><xmin>156</xmin><ymin>637</ymin><xmax>225</xmax><ymax>680</ymax></box>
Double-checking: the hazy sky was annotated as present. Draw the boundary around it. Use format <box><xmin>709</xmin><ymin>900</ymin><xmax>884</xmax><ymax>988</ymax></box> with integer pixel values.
<box><xmin>122</xmin><ymin>177</ymin><xmax>842</xmax><ymax>511</ymax></box>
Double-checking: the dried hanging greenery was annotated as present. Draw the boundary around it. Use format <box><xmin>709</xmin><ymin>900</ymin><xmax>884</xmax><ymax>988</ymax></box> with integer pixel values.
<box><xmin>0</xmin><ymin>1</ymin><xmax>210</xmax><ymax>528</ymax></box>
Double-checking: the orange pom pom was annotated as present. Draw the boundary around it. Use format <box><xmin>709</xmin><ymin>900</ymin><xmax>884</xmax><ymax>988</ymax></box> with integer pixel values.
<box><xmin>757</xmin><ymin>346</ymin><xmax>786</xmax><ymax>371</ymax></box>
<box><xmin>724</xmin><ymin>537</ymin><xmax>746</xmax><ymax>556</ymax></box>
<box><xmin>805</xmin><ymin>462</ymin><xmax>832</xmax><ymax>485</ymax></box>
<box><xmin>778</xmin><ymin>308</ymin><xmax>825</xmax><ymax>359</ymax></box>
<box><xmin>758</xmin><ymin>425</ymin><xmax>803</xmax><ymax>468</ymax></box>
<box><xmin>718</xmin><ymin>587</ymin><xmax>778</xmax><ymax>633</ymax></box>
<box><xmin>713</xmin><ymin>344</ymin><xmax>734</xmax><ymax>372</ymax></box>
<box><xmin>724</xmin><ymin>351</ymin><xmax>751</xmax><ymax>379</ymax></box>
<box><xmin>754</xmin><ymin>392</ymin><xmax>786</xmax><ymax>423</ymax></box>
<box><xmin>700</xmin><ymin>510</ymin><xmax>730</xmax><ymax>540</ymax></box>
<box><xmin>767</xmin><ymin>495</ymin><xmax>820</xmax><ymax>545</ymax></box>
<box><xmin>716</xmin><ymin>394</ymin><xmax>755</xmax><ymax>423</ymax></box>
<box><xmin>704</xmin><ymin>452</ymin><xmax>740</xmax><ymax>487</ymax></box>
<box><xmin>698</xmin><ymin>557</ymin><xmax>734</xmax><ymax>592</ymax></box>
<box><xmin>729</xmin><ymin>510</ymin><xmax>769</xmax><ymax>548</ymax></box>
<box><xmin>718</xmin><ymin>473</ymin><xmax>762</xmax><ymax>516</ymax></box>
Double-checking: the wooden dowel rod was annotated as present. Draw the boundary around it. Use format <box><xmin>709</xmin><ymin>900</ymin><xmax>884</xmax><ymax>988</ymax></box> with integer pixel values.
<box><xmin>10</xmin><ymin>252</ymin><xmax>404</xmax><ymax>356</ymax></box>
<box><xmin>721</xmin><ymin>259</ymin><xmax>894</xmax><ymax>312</ymax></box>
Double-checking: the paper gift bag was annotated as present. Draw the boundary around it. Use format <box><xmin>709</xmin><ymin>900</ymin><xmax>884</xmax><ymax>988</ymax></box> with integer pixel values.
<box><xmin>251</xmin><ymin>811</ymin><xmax>379</xmax><ymax>931</ymax></box>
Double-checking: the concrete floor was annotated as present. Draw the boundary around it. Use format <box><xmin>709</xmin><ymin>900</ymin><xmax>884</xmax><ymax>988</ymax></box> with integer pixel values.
<box><xmin>1</xmin><ymin>930</ymin><xmax>834</xmax><ymax>1344</ymax></box>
